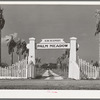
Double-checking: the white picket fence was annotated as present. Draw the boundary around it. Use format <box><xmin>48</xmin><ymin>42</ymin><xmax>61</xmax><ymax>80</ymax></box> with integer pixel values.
<box><xmin>0</xmin><ymin>58</ymin><xmax>28</xmax><ymax>79</ymax></box>
<box><xmin>78</xmin><ymin>58</ymin><xmax>100</xmax><ymax>79</ymax></box>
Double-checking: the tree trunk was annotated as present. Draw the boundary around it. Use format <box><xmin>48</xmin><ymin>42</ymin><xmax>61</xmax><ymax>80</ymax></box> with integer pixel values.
<box><xmin>19</xmin><ymin>54</ymin><xmax>21</xmax><ymax>61</ymax></box>
<box><xmin>18</xmin><ymin>54</ymin><xmax>21</xmax><ymax>61</ymax></box>
<box><xmin>24</xmin><ymin>54</ymin><xmax>26</xmax><ymax>59</ymax></box>
<box><xmin>18</xmin><ymin>55</ymin><xmax>19</xmax><ymax>62</ymax></box>
<box><xmin>99</xmin><ymin>33</ymin><xmax>100</xmax><ymax>68</ymax></box>
<box><xmin>98</xmin><ymin>33</ymin><xmax>100</xmax><ymax>78</ymax></box>
<box><xmin>11</xmin><ymin>52</ymin><xmax>13</xmax><ymax>65</ymax></box>
<box><xmin>0</xmin><ymin>29</ymin><xmax>1</xmax><ymax>66</ymax></box>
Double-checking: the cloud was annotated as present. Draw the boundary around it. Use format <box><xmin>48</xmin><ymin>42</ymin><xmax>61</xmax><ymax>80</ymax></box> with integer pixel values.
<box><xmin>1</xmin><ymin>33</ymin><xmax>18</xmax><ymax>44</ymax></box>
<box><xmin>11</xmin><ymin>33</ymin><xmax>18</xmax><ymax>39</ymax></box>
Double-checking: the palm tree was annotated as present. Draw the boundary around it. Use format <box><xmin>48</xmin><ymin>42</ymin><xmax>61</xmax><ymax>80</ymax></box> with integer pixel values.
<box><xmin>95</xmin><ymin>9</ymin><xmax>100</xmax><ymax>68</ymax></box>
<box><xmin>56</xmin><ymin>57</ymin><xmax>62</xmax><ymax>69</ymax></box>
<box><xmin>7</xmin><ymin>35</ymin><xmax>16</xmax><ymax>65</ymax></box>
<box><xmin>21</xmin><ymin>40</ymin><xmax>29</xmax><ymax>59</ymax></box>
<box><xmin>16</xmin><ymin>38</ymin><xmax>29</xmax><ymax>61</ymax></box>
<box><xmin>16</xmin><ymin>38</ymin><xmax>22</xmax><ymax>61</ymax></box>
<box><xmin>35</xmin><ymin>57</ymin><xmax>41</xmax><ymax>67</ymax></box>
<box><xmin>62</xmin><ymin>53</ymin><xmax>66</xmax><ymax>60</ymax></box>
<box><xmin>65</xmin><ymin>49</ymin><xmax>70</xmax><ymax>58</ymax></box>
<box><xmin>57</xmin><ymin>52</ymin><xmax>67</xmax><ymax>69</ymax></box>
<box><xmin>60</xmin><ymin>50</ymin><xmax>70</xmax><ymax>71</ymax></box>
<box><xmin>35</xmin><ymin>57</ymin><xmax>41</xmax><ymax>75</ymax></box>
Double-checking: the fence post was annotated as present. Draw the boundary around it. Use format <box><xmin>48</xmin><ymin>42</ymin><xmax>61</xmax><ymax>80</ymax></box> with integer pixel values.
<box><xmin>87</xmin><ymin>62</ymin><xmax>89</xmax><ymax>78</ymax></box>
<box><xmin>94</xmin><ymin>66</ymin><xmax>96</xmax><ymax>79</ymax></box>
<box><xmin>81</xmin><ymin>59</ymin><xmax>83</xmax><ymax>73</ymax></box>
<box><xmin>96</xmin><ymin>67</ymin><xmax>99</xmax><ymax>79</ymax></box>
<box><xmin>83</xmin><ymin>61</ymin><xmax>85</xmax><ymax>74</ymax></box>
<box><xmin>26</xmin><ymin>57</ymin><xmax>28</xmax><ymax>78</ymax></box>
<box><xmin>78</xmin><ymin>57</ymin><xmax>81</xmax><ymax>79</ymax></box>
<box><xmin>86</xmin><ymin>62</ymin><xmax>88</xmax><ymax>78</ymax></box>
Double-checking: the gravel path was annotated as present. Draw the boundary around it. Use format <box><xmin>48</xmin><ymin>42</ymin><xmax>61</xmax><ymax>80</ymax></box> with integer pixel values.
<box><xmin>43</xmin><ymin>70</ymin><xmax>63</xmax><ymax>80</ymax></box>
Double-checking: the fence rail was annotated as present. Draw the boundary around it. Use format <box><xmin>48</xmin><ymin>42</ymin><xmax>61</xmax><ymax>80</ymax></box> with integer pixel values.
<box><xmin>0</xmin><ymin>58</ymin><xmax>28</xmax><ymax>79</ymax></box>
<box><xmin>78</xmin><ymin>57</ymin><xmax>99</xmax><ymax>79</ymax></box>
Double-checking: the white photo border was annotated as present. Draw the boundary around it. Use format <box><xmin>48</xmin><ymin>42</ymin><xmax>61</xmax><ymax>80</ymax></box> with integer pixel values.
<box><xmin>0</xmin><ymin>1</ymin><xmax>100</xmax><ymax>99</ymax></box>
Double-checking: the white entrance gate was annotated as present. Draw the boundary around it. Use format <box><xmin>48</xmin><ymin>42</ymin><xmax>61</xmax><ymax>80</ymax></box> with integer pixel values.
<box><xmin>27</xmin><ymin>37</ymin><xmax>80</xmax><ymax>80</ymax></box>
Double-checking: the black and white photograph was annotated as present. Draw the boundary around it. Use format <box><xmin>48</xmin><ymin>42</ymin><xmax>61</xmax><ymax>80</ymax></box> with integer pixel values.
<box><xmin>1</xmin><ymin>2</ymin><xmax>100</xmax><ymax>97</ymax></box>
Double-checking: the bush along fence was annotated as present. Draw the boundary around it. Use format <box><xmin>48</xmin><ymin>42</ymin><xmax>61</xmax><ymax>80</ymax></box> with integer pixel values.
<box><xmin>0</xmin><ymin>57</ymin><xmax>28</xmax><ymax>79</ymax></box>
<box><xmin>78</xmin><ymin>57</ymin><xmax>100</xmax><ymax>79</ymax></box>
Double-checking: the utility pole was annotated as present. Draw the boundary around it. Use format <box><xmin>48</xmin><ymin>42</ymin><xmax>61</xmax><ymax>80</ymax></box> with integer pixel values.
<box><xmin>0</xmin><ymin>7</ymin><xmax>5</xmax><ymax>65</ymax></box>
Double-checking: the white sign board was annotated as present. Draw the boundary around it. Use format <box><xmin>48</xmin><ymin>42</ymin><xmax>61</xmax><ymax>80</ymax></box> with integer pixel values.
<box><xmin>37</xmin><ymin>38</ymin><xmax>70</xmax><ymax>49</ymax></box>
<box><xmin>40</xmin><ymin>38</ymin><xmax>65</xmax><ymax>43</ymax></box>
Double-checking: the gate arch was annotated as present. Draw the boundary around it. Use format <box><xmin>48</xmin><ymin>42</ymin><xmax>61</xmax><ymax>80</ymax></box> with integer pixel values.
<box><xmin>27</xmin><ymin>37</ymin><xmax>80</xmax><ymax>80</ymax></box>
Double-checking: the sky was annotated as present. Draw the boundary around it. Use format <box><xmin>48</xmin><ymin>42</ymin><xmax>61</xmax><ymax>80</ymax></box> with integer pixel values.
<box><xmin>1</xmin><ymin>5</ymin><xmax>100</xmax><ymax>65</ymax></box>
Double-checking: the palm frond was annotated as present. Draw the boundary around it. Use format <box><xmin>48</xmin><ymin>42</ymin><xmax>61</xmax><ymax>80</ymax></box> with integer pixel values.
<box><xmin>7</xmin><ymin>37</ymin><xmax>16</xmax><ymax>54</ymax></box>
<box><xmin>95</xmin><ymin>19</ymin><xmax>100</xmax><ymax>36</ymax></box>
<box><xmin>16</xmin><ymin>38</ymin><xmax>22</xmax><ymax>55</ymax></box>
<box><xmin>21</xmin><ymin>40</ymin><xmax>27</xmax><ymax>55</ymax></box>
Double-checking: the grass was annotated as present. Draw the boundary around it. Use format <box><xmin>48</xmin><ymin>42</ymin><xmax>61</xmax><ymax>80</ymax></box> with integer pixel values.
<box><xmin>0</xmin><ymin>68</ymin><xmax>100</xmax><ymax>90</ymax></box>
<box><xmin>0</xmin><ymin>79</ymin><xmax>100</xmax><ymax>89</ymax></box>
